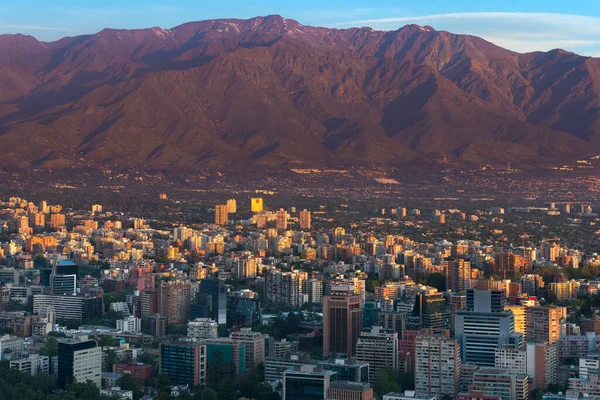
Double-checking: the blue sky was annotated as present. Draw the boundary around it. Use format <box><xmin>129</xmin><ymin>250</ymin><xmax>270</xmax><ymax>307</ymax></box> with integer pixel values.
<box><xmin>2</xmin><ymin>0</ymin><xmax>600</xmax><ymax>56</ymax></box>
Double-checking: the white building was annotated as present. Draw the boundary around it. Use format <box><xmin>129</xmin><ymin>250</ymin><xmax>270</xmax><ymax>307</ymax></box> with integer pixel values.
<box><xmin>116</xmin><ymin>316</ymin><xmax>141</xmax><ymax>333</ymax></box>
<box><xmin>355</xmin><ymin>326</ymin><xmax>398</xmax><ymax>383</ymax></box>
<box><xmin>187</xmin><ymin>318</ymin><xmax>218</xmax><ymax>340</ymax></box>
<box><xmin>10</xmin><ymin>354</ymin><xmax>49</xmax><ymax>375</ymax></box>
<box><xmin>415</xmin><ymin>334</ymin><xmax>460</xmax><ymax>399</ymax></box>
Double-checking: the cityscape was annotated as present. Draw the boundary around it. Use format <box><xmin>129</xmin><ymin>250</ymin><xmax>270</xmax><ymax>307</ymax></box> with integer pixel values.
<box><xmin>0</xmin><ymin>192</ymin><xmax>598</xmax><ymax>400</ymax></box>
<box><xmin>3</xmin><ymin>1</ymin><xmax>600</xmax><ymax>399</ymax></box>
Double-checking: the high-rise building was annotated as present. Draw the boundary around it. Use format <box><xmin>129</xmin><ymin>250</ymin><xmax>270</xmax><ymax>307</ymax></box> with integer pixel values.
<box><xmin>495</xmin><ymin>345</ymin><xmax>527</xmax><ymax>375</ymax></box>
<box><xmin>230</xmin><ymin>327</ymin><xmax>264</xmax><ymax>371</ymax></box>
<box><xmin>49</xmin><ymin>213</ymin><xmax>66</xmax><ymax>229</ymax></box>
<box><xmin>412</xmin><ymin>289</ymin><xmax>451</xmax><ymax>331</ymax></box>
<box><xmin>251</xmin><ymin>198</ymin><xmax>263</xmax><ymax>213</ymax></box>
<box><xmin>214</xmin><ymin>205</ymin><xmax>229</xmax><ymax>226</ymax></box>
<box><xmin>299</xmin><ymin>209</ymin><xmax>311</xmax><ymax>230</ymax></box>
<box><xmin>302</xmin><ymin>279</ymin><xmax>323</xmax><ymax>304</ymax></box>
<box><xmin>415</xmin><ymin>333</ymin><xmax>461</xmax><ymax>399</ymax></box>
<box><xmin>276</xmin><ymin>208</ymin><xmax>289</xmax><ymax>230</ymax></box>
<box><xmin>445</xmin><ymin>259</ymin><xmax>472</xmax><ymax>292</ymax></box>
<box><xmin>505</xmin><ymin>305</ymin><xmax>527</xmax><ymax>340</ymax></box>
<box><xmin>525</xmin><ymin>306</ymin><xmax>566</xmax><ymax>345</ymax></box>
<box><xmin>226</xmin><ymin>199</ymin><xmax>237</xmax><ymax>214</ymax></box>
<box><xmin>455</xmin><ymin>289</ymin><xmax>521</xmax><ymax>366</ymax></box>
<box><xmin>173</xmin><ymin>226</ymin><xmax>192</xmax><ymax>242</ymax></box>
<box><xmin>494</xmin><ymin>252</ymin><xmax>527</xmax><ymax>278</ymax></box>
<box><xmin>160</xmin><ymin>342</ymin><xmax>206</xmax><ymax>387</ymax></box>
<box><xmin>519</xmin><ymin>274</ymin><xmax>544</xmax><ymax>297</ymax></box>
<box><xmin>158</xmin><ymin>280</ymin><xmax>191</xmax><ymax>325</ymax></box>
<box><xmin>355</xmin><ymin>326</ymin><xmax>398</xmax><ymax>382</ymax></box>
<box><xmin>91</xmin><ymin>204</ymin><xmax>103</xmax><ymax>213</ymax></box>
<box><xmin>283</xmin><ymin>365</ymin><xmax>337</xmax><ymax>400</ymax></box>
<box><xmin>57</xmin><ymin>336</ymin><xmax>102</xmax><ymax>388</ymax></box>
<box><xmin>526</xmin><ymin>342</ymin><xmax>558</xmax><ymax>390</ymax></box>
<box><xmin>194</xmin><ymin>279</ymin><xmax>227</xmax><ymax>326</ymax></box>
<box><xmin>33</xmin><ymin>294</ymin><xmax>103</xmax><ymax>322</ymax></box>
<box><xmin>227</xmin><ymin>289</ymin><xmax>260</xmax><ymax>329</ymax></box>
<box><xmin>323</xmin><ymin>285</ymin><xmax>363</xmax><ymax>357</ymax></box>
<box><xmin>264</xmin><ymin>269</ymin><xmax>307</xmax><ymax>308</ymax></box>
<box><xmin>50</xmin><ymin>273</ymin><xmax>77</xmax><ymax>295</ymax></box>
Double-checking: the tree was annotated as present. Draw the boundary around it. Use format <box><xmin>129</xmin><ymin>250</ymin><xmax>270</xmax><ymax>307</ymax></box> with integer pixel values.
<box><xmin>373</xmin><ymin>368</ymin><xmax>401</xmax><ymax>400</ymax></box>
<box><xmin>116</xmin><ymin>374</ymin><xmax>143</xmax><ymax>400</ymax></box>
<box><xmin>201</xmin><ymin>389</ymin><xmax>218</xmax><ymax>400</ymax></box>
<box><xmin>40</xmin><ymin>337</ymin><xmax>59</xmax><ymax>358</ymax></box>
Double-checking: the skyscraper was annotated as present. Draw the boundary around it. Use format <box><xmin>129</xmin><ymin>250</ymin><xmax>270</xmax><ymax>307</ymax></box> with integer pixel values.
<box><xmin>230</xmin><ymin>327</ymin><xmax>265</xmax><ymax>371</ymax></box>
<box><xmin>57</xmin><ymin>336</ymin><xmax>102</xmax><ymax>388</ymax></box>
<box><xmin>455</xmin><ymin>289</ymin><xmax>521</xmax><ymax>366</ymax></box>
<box><xmin>214</xmin><ymin>204</ymin><xmax>229</xmax><ymax>226</ymax></box>
<box><xmin>194</xmin><ymin>279</ymin><xmax>227</xmax><ymax>326</ymax></box>
<box><xmin>412</xmin><ymin>288</ymin><xmax>451</xmax><ymax>331</ymax></box>
<box><xmin>415</xmin><ymin>333</ymin><xmax>461</xmax><ymax>399</ymax></box>
<box><xmin>299</xmin><ymin>209</ymin><xmax>311</xmax><ymax>230</ymax></box>
<box><xmin>323</xmin><ymin>285</ymin><xmax>363</xmax><ymax>357</ymax></box>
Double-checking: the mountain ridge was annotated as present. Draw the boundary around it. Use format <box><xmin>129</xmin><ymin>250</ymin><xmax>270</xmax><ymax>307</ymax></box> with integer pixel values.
<box><xmin>0</xmin><ymin>15</ymin><xmax>599</xmax><ymax>171</ymax></box>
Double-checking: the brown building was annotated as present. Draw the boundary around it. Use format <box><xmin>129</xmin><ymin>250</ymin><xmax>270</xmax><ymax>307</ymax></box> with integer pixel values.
<box><xmin>582</xmin><ymin>315</ymin><xmax>600</xmax><ymax>335</ymax></box>
<box><xmin>494</xmin><ymin>252</ymin><xmax>528</xmax><ymax>277</ymax></box>
<box><xmin>158</xmin><ymin>280</ymin><xmax>191</xmax><ymax>325</ymax></box>
<box><xmin>323</xmin><ymin>285</ymin><xmax>363</xmax><ymax>357</ymax></box>
<box><xmin>114</xmin><ymin>363</ymin><xmax>154</xmax><ymax>383</ymax></box>
<box><xmin>49</xmin><ymin>213</ymin><xmax>66</xmax><ymax>229</ymax></box>
<box><xmin>445</xmin><ymin>258</ymin><xmax>471</xmax><ymax>292</ymax></box>
<box><xmin>214</xmin><ymin>205</ymin><xmax>229</xmax><ymax>226</ymax></box>
<box><xmin>299</xmin><ymin>209</ymin><xmax>311</xmax><ymax>230</ymax></box>
<box><xmin>326</xmin><ymin>381</ymin><xmax>375</xmax><ymax>400</ymax></box>
<box><xmin>525</xmin><ymin>306</ymin><xmax>566</xmax><ymax>345</ymax></box>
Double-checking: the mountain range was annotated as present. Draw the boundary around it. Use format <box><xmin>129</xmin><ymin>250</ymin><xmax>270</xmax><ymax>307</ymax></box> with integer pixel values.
<box><xmin>1</xmin><ymin>15</ymin><xmax>599</xmax><ymax>171</ymax></box>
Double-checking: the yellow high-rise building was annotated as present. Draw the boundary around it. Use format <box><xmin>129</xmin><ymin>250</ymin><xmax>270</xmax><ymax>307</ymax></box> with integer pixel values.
<box><xmin>505</xmin><ymin>304</ymin><xmax>527</xmax><ymax>338</ymax></box>
<box><xmin>251</xmin><ymin>198</ymin><xmax>263</xmax><ymax>213</ymax></box>
<box><xmin>227</xmin><ymin>199</ymin><xmax>237</xmax><ymax>213</ymax></box>
<box><xmin>215</xmin><ymin>205</ymin><xmax>229</xmax><ymax>226</ymax></box>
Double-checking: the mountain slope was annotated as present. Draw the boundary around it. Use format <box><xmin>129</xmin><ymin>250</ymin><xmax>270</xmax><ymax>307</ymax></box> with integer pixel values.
<box><xmin>0</xmin><ymin>15</ymin><xmax>598</xmax><ymax>170</ymax></box>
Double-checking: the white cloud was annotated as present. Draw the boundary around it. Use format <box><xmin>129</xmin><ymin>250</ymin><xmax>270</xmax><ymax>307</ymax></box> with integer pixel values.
<box><xmin>0</xmin><ymin>24</ymin><xmax>69</xmax><ymax>32</ymax></box>
<box><xmin>330</xmin><ymin>12</ymin><xmax>600</xmax><ymax>56</ymax></box>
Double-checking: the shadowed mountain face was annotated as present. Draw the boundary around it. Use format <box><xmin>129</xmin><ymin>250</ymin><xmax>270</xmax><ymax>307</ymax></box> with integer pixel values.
<box><xmin>0</xmin><ymin>15</ymin><xmax>599</xmax><ymax>170</ymax></box>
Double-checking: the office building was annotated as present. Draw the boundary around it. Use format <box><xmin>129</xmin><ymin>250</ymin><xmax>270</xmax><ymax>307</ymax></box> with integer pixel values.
<box><xmin>10</xmin><ymin>354</ymin><xmax>49</xmax><ymax>375</ymax></box>
<box><xmin>412</xmin><ymin>289</ymin><xmax>451</xmax><ymax>331</ymax></box>
<box><xmin>283</xmin><ymin>365</ymin><xmax>337</xmax><ymax>400</ymax></box>
<box><xmin>33</xmin><ymin>294</ymin><xmax>103</xmax><ymax>322</ymax></box>
<box><xmin>160</xmin><ymin>342</ymin><xmax>206</xmax><ymax>387</ymax></box>
<box><xmin>455</xmin><ymin>289</ymin><xmax>520</xmax><ymax>366</ymax></box>
<box><xmin>50</xmin><ymin>273</ymin><xmax>77</xmax><ymax>295</ymax></box>
<box><xmin>323</xmin><ymin>285</ymin><xmax>363</xmax><ymax>357</ymax></box>
<box><xmin>188</xmin><ymin>318</ymin><xmax>218</xmax><ymax>340</ymax></box>
<box><xmin>158</xmin><ymin>280</ymin><xmax>191</xmax><ymax>325</ymax></box>
<box><xmin>415</xmin><ymin>333</ymin><xmax>461</xmax><ymax>399</ymax></box>
<box><xmin>265</xmin><ymin>353</ymin><xmax>311</xmax><ymax>384</ymax></box>
<box><xmin>195</xmin><ymin>279</ymin><xmax>227</xmax><ymax>326</ymax></box>
<box><xmin>57</xmin><ymin>336</ymin><xmax>102</xmax><ymax>388</ymax></box>
<box><xmin>355</xmin><ymin>326</ymin><xmax>398</xmax><ymax>383</ymax></box>
<box><xmin>226</xmin><ymin>289</ymin><xmax>260</xmax><ymax>329</ymax></box>
<box><xmin>319</xmin><ymin>358</ymin><xmax>369</xmax><ymax>383</ymax></box>
<box><xmin>230</xmin><ymin>327</ymin><xmax>264</xmax><ymax>371</ymax></box>
<box><xmin>494</xmin><ymin>346</ymin><xmax>526</xmax><ymax>375</ymax></box>
<box><xmin>202</xmin><ymin>338</ymin><xmax>246</xmax><ymax>375</ymax></box>
<box><xmin>299</xmin><ymin>209</ymin><xmax>311</xmax><ymax>230</ymax></box>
